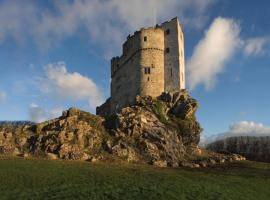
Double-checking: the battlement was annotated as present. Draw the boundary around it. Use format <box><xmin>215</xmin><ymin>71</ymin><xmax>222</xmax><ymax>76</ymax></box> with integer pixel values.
<box><xmin>97</xmin><ymin>17</ymin><xmax>185</xmax><ymax>116</ymax></box>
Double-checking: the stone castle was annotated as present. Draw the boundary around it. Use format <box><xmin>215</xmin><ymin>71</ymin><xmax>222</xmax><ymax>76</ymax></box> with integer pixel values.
<box><xmin>97</xmin><ymin>17</ymin><xmax>185</xmax><ymax>115</ymax></box>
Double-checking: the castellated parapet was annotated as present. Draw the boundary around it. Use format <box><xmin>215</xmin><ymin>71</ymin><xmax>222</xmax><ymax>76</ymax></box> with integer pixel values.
<box><xmin>97</xmin><ymin>17</ymin><xmax>185</xmax><ymax>115</ymax></box>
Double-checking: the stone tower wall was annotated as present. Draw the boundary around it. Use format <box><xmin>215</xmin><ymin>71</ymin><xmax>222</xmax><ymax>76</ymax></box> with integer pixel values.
<box><xmin>161</xmin><ymin>17</ymin><xmax>185</xmax><ymax>92</ymax></box>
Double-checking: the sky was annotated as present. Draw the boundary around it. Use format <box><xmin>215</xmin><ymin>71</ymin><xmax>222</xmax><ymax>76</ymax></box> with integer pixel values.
<box><xmin>0</xmin><ymin>0</ymin><xmax>270</xmax><ymax>142</ymax></box>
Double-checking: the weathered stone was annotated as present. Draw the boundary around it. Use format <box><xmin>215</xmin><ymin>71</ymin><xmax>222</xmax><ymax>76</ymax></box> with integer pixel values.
<box><xmin>180</xmin><ymin>161</ymin><xmax>195</xmax><ymax>168</ymax></box>
<box><xmin>209</xmin><ymin>158</ymin><xmax>216</xmax><ymax>165</ymax></box>
<box><xmin>193</xmin><ymin>164</ymin><xmax>200</xmax><ymax>168</ymax></box>
<box><xmin>47</xmin><ymin>153</ymin><xmax>58</xmax><ymax>160</ymax></box>
<box><xmin>199</xmin><ymin>161</ymin><xmax>208</xmax><ymax>168</ymax></box>
<box><xmin>153</xmin><ymin>160</ymin><xmax>167</xmax><ymax>168</ymax></box>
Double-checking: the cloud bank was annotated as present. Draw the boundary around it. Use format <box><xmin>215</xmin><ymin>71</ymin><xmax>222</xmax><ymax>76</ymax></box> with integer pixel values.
<box><xmin>201</xmin><ymin>121</ymin><xmax>270</xmax><ymax>146</ymax></box>
<box><xmin>187</xmin><ymin>17</ymin><xmax>241</xmax><ymax>90</ymax></box>
<box><xmin>41</xmin><ymin>62</ymin><xmax>104</xmax><ymax>109</ymax></box>
<box><xmin>0</xmin><ymin>0</ymin><xmax>214</xmax><ymax>56</ymax></box>
<box><xmin>29</xmin><ymin>103</ymin><xmax>62</xmax><ymax>123</ymax></box>
<box><xmin>244</xmin><ymin>37</ymin><xmax>268</xmax><ymax>56</ymax></box>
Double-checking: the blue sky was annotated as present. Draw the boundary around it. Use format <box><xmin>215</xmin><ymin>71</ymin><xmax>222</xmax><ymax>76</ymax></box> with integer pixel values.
<box><xmin>0</xmin><ymin>0</ymin><xmax>269</xmax><ymax>141</ymax></box>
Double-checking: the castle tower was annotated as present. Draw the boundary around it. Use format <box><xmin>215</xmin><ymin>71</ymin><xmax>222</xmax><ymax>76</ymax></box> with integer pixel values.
<box><xmin>162</xmin><ymin>17</ymin><xmax>185</xmax><ymax>92</ymax></box>
<box><xmin>97</xmin><ymin>17</ymin><xmax>185</xmax><ymax>115</ymax></box>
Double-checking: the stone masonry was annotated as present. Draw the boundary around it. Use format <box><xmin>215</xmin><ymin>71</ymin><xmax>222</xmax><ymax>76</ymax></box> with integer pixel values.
<box><xmin>97</xmin><ymin>17</ymin><xmax>185</xmax><ymax>116</ymax></box>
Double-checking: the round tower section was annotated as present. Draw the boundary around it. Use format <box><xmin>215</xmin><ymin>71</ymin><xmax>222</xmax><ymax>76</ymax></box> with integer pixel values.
<box><xmin>139</xmin><ymin>28</ymin><xmax>165</xmax><ymax>97</ymax></box>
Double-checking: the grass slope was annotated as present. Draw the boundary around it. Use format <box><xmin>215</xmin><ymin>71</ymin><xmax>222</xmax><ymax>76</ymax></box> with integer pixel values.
<box><xmin>0</xmin><ymin>158</ymin><xmax>269</xmax><ymax>200</ymax></box>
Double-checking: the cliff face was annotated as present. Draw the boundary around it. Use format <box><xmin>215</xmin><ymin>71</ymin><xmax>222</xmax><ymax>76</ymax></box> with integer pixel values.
<box><xmin>207</xmin><ymin>136</ymin><xmax>270</xmax><ymax>162</ymax></box>
<box><xmin>0</xmin><ymin>91</ymin><xmax>245</xmax><ymax>167</ymax></box>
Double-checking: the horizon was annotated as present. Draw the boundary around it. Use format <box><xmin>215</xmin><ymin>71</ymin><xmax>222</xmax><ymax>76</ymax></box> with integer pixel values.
<box><xmin>0</xmin><ymin>0</ymin><xmax>270</xmax><ymax>142</ymax></box>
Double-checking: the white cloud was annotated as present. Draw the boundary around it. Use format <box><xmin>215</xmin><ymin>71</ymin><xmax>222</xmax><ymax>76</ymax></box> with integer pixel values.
<box><xmin>29</xmin><ymin>103</ymin><xmax>47</xmax><ymax>123</ymax></box>
<box><xmin>187</xmin><ymin>17</ymin><xmax>269</xmax><ymax>91</ymax></box>
<box><xmin>0</xmin><ymin>0</ymin><xmax>214</xmax><ymax>56</ymax></box>
<box><xmin>187</xmin><ymin>17</ymin><xmax>241</xmax><ymax>90</ymax></box>
<box><xmin>29</xmin><ymin>103</ymin><xmax>63</xmax><ymax>123</ymax></box>
<box><xmin>0</xmin><ymin>91</ymin><xmax>7</xmax><ymax>102</ymax></box>
<box><xmin>201</xmin><ymin>121</ymin><xmax>270</xmax><ymax>146</ymax></box>
<box><xmin>244</xmin><ymin>37</ymin><xmax>268</xmax><ymax>56</ymax></box>
<box><xmin>48</xmin><ymin>107</ymin><xmax>63</xmax><ymax>119</ymax></box>
<box><xmin>42</xmin><ymin>62</ymin><xmax>104</xmax><ymax>108</ymax></box>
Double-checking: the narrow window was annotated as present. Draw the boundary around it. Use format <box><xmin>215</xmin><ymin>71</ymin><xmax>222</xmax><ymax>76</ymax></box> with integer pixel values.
<box><xmin>147</xmin><ymin>77</ymin><xmax>150</xmax><ymax>81</ymax></box>
<box><xmin>144</xmin><ymin>67</ymin><xmax>151</xmax><ymax>74</ymax></box>
<box><xmin>171</xmin><ymin>68</ymin><xmax>173</xmax><ymax>77</ymax></box>
<box><xmin>166</xmin><ymin>29</ymin><xmax>170</xmax><ymax>35</ymax></box>
<box><xmin>166</xmin><ymin>48</ymin><xmax>170</xmax><ymax>53</ymax></box>
<box><xmin>144</xmin><ymin>36</ymin><xmax>147</xmax><ymax>42</ymax></box>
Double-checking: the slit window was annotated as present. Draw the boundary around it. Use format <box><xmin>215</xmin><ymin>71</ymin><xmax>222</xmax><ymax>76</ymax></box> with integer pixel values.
<box><xmin>166</xmin><ymin>29</ymin><xmax>170</xmax><ymax>35</ymax></box>
<box><xmin>166</xmin><ymin>48</ymin><xmax>170</xmax><ymax>53</ymax></box>
<box><xmin>147</xmin><ymin>77</ymin><xmax>150</xmax><ymax>81</ymax></box>
<box><xmin>144</xmin><ymin>67</ymin><xmax>151</xmax><ymax>74</ymax></box>
<box><xmin>144</xmin><ymin>36</ymin><xmax>147</xmax><ymax>42</ymax></box>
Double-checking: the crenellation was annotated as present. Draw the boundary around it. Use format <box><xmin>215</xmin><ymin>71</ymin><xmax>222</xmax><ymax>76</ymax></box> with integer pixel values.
<box><xmin>97</xmin><ymin>17</ymin><xmax>186</xmax><ymax>115</ymax></box>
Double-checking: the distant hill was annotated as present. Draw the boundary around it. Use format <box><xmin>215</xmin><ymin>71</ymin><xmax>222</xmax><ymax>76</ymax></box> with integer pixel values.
<box><xmin>207</xmin><ymin>136</ymin><xmax>270</xmax><ymax>162</ymax></box>
<box><xmin>0</xmin><ymin>121</ymin><xmax>35</xmax><ymax>127</ymax></box>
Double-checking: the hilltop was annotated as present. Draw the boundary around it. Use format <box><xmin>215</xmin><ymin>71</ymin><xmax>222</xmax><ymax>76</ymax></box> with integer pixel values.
<box><xmin>0</xmin><ymin>90</ymin><xmax>244</xmax><ymax>168</ymax></box>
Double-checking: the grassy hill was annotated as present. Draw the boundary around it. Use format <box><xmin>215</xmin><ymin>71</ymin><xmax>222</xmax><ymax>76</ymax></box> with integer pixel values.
<box><xmin>0</xmin><ymin>158</ymin><xmax>269</xmax><ymax>200</ymax></box>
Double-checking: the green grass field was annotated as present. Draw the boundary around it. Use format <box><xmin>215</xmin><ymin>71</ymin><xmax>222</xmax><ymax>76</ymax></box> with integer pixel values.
<box><xmin>0</xmin><ymin>158</ymin><xmax>269</xmax><ymax>200</ymax></box>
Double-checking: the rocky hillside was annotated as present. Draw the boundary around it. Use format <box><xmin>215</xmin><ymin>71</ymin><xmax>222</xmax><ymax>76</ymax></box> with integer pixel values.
<box><xmin>207</xmin><ymin>136</ymin><xmax>270</xmax><ymax>162</ymax></box>
<box><xmin>0</xmin><ymin>90</ymin><xmax>245</xmax><ymax>168</ymax></box>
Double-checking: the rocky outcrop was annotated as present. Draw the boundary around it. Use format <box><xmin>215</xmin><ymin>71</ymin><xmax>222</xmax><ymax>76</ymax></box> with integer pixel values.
<box><xmin>207</xmin><ymin>136</ymin><xmax>270</xmax><ymax>163</ymax></box>
<box><xmin>102</xmin><ymin>90</ymin><xmax>202</xmax><ymax>166</ymax></box>
<box><xmin>0</xmin><ymin>90</ymin><xmax>245</xmax><ymax>167</ymax></box>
